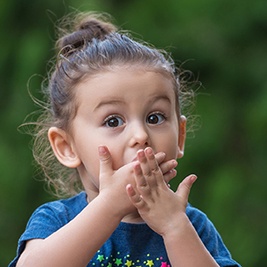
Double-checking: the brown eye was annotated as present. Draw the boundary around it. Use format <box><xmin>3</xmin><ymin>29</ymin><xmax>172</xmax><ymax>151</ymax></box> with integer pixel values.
<box><xmin>147</xmin><ymin>113</ymin><xmax>165</xmax><ymax>125</ymax></box>
<box><xmin>104</xmin><ymin>116</ymin><xmax>124</xmax><ymax>128</ymax></box>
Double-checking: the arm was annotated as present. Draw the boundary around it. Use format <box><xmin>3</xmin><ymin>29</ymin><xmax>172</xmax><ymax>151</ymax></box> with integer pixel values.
<box><xmin>17</xmin><ymin>194</ymin><xmax>124</xmax><ymax>267</ymax></box>
<box><xmin>126</xmin><ymin>147</ymin><xmax>219</xmax><ymax>267</ymax></box>
<box><xmin>17</xmin><ymin>147</ymin><xmax>131</xmax><ymax>267</ymax></box>
<box><xmin>17</xmin><ymin>147</ymin><xmax>177</xmax><ymax>267</ymax></box>
<box><xmin>161</xmin><ymin>190</ymin><xmax>220</xmax><ymax>267</ymax></box>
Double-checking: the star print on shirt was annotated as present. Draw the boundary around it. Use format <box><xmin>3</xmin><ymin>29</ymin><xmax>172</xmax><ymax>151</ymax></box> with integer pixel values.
<box><xmin>96</xmin><ymin>254</ymin><xmax>104</xmax><ymax>262</ymax></box>
<box><xmin>160</xmin><ymin>262</ymin><xmax>170</xmax><ymax>267</ymax></box>
<box><xmin>91</xmin><ymin>250</ymin><xmax>169</xmax><ymax>266</ymax></box>
<box><xmin>114</xmin><ymin>258</ymin><xmax>122</xmax><ymax>266</ymax></box>
<box><xmin>145</xmin><ymin>259</ymin><xmax>154</xmax><ymax>267</ymax></box>
<box><xmin>125</xmin><ymin>260</ymin><xmax>133</xmax><ymax>267</ymax></box>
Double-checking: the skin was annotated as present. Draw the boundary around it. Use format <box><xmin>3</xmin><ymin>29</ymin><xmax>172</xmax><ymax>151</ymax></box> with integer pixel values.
<box><xmin>17</xmin><ymin>67</ymin><xmax>218</xmax><ymax>267</ymax></box>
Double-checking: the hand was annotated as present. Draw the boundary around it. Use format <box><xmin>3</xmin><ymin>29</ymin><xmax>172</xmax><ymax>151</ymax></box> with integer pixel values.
<box><xmin>126</xmin><ymin>147</ymin><xmax>197</xmax><ymax>235</ymax></box>
<box><xmin>98</xmin><ymin>146</ymin><xmax>137</xmax><ymax>217</ymax></box>
<box><xmin>97</xmin><ymin>146</ymin><xmax>178</xmax><ymax>219</ymax></box>
<box><xmin>155</xmin><ymin>152</ymin><xmax>178</xmax><ymax>184</ymax></box>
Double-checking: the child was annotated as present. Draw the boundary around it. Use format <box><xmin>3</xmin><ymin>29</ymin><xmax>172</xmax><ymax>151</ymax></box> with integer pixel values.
<box><xmin>9</xmin><ymin>12</ymin><xmax>241</xmax><ymax>267</ymax></box>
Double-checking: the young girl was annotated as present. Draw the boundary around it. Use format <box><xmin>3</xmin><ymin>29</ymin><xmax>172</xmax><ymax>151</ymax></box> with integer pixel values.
<box><xmin>9</xmin><ymin>12</ymin><xmax>241</xmax><ymax>267</ymax></box>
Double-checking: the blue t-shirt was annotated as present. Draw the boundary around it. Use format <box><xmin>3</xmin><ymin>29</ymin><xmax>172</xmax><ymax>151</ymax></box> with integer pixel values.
<box><xmin>9</xmin><ymin>192</ymin><xmax>241</xmax><ymax>267</ymax></box>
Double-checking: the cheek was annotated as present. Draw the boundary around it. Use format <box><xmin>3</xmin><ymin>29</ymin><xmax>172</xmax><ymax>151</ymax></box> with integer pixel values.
<box><xmin>167</xmin><ymin>142</ymin><xmax>180</xmax><ymax>160</ymax></box>
<box><xmin>77</xmin><ymin>143</ymin><xmax>100</xmax><ymax>179</ymax></box>
<box><xmin>159</xmin><ymin>130</ymin><xmax>179</xmax><ymax>159</ymax></box>
<box><xmin>87</xmin><ymin>156</ymin><xmax>101</xmax><ymax>177</ymax></box>
<box><xmin>109</xmin><ymin>148</ymin><xmax>125</xmax><ymax>170</ymax></box>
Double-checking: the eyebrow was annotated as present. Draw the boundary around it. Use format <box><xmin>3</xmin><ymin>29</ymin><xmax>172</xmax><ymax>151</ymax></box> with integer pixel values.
<box><xmin>150</xmin><ymin>95</ymin><xmax>172</xmax><ymax>104</ymax></box>
<box><xmin>93</xmin><ymin>94</ymin><xmax>172</xmax><ymax>111</ymax></box>
<box><xmin>93</xmin><ymin>99</ymin><xmax>125</xmax><ymax>111</ymax></box>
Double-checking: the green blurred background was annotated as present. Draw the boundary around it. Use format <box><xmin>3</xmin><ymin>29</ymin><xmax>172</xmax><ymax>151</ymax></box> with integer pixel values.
<box><xmin>1</xmin><ymin>0</ymin><xmax>266</xmax><ymax>266</ymax></box>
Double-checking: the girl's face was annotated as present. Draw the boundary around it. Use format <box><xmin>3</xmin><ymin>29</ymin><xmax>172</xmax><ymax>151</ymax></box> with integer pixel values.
<box><xmin>63</xmin><ymin>67</ymin><xmax>185</xmax><ymax>195</ymax></box>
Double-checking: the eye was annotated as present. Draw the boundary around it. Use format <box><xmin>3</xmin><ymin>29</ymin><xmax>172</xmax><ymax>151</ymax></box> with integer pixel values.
<box><xmin>146</xmin><ymin>112</ymin><xmax>166</xmax><ymax>125</ymax></box>
<box><xmin>104</xmin><ymin>115</ymin><xmax>124</xmax><ymax>128</ymax></box>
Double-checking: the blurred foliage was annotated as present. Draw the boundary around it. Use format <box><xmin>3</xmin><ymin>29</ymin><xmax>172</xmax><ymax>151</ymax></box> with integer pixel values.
<box><xmin>1</xmin><ymin>0</ymin><xmax>266</xmax><ymax>266</ymax></box>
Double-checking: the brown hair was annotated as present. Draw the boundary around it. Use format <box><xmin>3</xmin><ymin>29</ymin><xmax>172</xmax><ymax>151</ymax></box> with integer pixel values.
<box><xmin>30</xmin><ymin>12</ymin><xmax>194</xmax><ymax>197</ymax></box>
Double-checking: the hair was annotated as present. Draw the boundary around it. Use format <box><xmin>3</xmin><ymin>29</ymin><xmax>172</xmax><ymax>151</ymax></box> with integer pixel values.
<box><xmin>29</xmin><ymin>11</ymin><xmax>195</xmax><ymax>197</ymax></box>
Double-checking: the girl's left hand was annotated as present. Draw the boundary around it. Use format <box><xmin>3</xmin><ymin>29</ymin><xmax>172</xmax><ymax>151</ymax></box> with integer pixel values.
<box><xmin>126</xmin><ymin>147</ymin><xmax>197</xmax><ymax>236</ymax></box>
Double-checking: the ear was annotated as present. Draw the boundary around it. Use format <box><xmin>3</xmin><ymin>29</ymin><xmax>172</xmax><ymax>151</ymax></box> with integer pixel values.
<box><xmin>48</xmin><ymin>127</ymin><xmax>81</xmax><ymax>168</ymax></box>
<box><xmin>177</xmin><ymin>115</ymin><xmax>187</xmax><ymax>159</ymax></box>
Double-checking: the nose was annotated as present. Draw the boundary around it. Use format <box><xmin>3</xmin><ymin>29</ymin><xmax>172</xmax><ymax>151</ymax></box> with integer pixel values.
<box><xmin>128</xmin><ymin>122</ymin><xmax>150</xmax><ymax>148</ymax></box>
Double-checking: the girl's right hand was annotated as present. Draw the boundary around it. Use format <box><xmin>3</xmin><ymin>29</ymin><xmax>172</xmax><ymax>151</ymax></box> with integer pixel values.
<box><xmin>154</xmin><ymin>152</ymin><xmax>178</xmax><ymax>184</ymax></box>
<box><xmin>97</xmin><ymin>146</ymin><xmax>137</xmax><ymax>217</ymax></box>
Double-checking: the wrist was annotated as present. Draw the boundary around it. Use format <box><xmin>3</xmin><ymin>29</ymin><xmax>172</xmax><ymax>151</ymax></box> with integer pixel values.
<box><xmin>96</xmin><ymin>191</ymin><xmax>131</xmax><ymax>221</ymax></box>
<box><xmin>161</xmin><ymin>213</ymin><xmax>191</xmax><ymax>241</ymax></box>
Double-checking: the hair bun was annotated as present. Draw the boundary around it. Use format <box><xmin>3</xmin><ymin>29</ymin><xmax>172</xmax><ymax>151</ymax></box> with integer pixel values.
<box><xmin>56</xmin><ymin>13</ymin><xmax>117</xmax><ymax>56</ymax></box>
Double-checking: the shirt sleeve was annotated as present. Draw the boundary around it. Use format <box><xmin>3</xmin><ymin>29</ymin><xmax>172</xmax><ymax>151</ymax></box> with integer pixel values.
<box><xmin>9</xmin><ymin>192</ymin><xmax>87</xmax><ymax>267</ymax></box>
<box><xmin>8</xmin><ymin>203</ymin><xmax>66</xmax><ymax>267</ymax></box>
<box><xmin>186</xmin><ymin>204</ymin><xmax>241</xmax><ymax>267</ymax></box>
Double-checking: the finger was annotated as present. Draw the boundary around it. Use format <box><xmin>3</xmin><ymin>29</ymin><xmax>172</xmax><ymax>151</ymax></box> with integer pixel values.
<box><xmin>163</xmin><ymin>169</ymin><xmax>177</xmax><ymax>184</ymax></box>
<box><xmin>133</xmin><ymin>162</ymin><xmax>151</xmax><ymax>196</ymax></box>
<box><xmin>144</xmin><ymin>147</ymin><xmax>158</xmax><ymax>171</ymax></box>
<box><xmin>126</xmin><ymin>184</ymin><xmax>145</xmax><ymax>209</ymax></box>
<box><xmin>136</xmin><ymin>148</ymin><xmax>163</xmax><ymax>188</ymax></box>
<box><xmin>144</xmin><ymin>147</ymin><xmax>163</xmax><ymax>184</ymax></box>
<box><xmin>98</xmin><ymin>145</ymin><xmax>113</xmax><ymax>176</ymax></box>
<box><xmin>154</xmin><ymin>151</ymin><xmax>166</xmax><ymax>165</ymax></box>
<box><xmin>159</xmin><ymin>159</ymin><xmax>178</xmax><ymax>176</ymax></box>
<box><xmin>136</xmin><ymin>149</ymin><xmax>151</xmax><ymax>177</ymax></box>
<box><xmin>176</xmin><ymin>174</ymin><xmax>197</xmax><ymax>203</ymax></box>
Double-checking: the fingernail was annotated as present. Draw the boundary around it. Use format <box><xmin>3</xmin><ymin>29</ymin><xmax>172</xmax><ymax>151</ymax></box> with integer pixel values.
<box><xmin>172</xmin><ymin>160</ymin><xmax>178</xmax><ymax>167</ymax></box>
<box><xmin>137</xmin><ymin>149</ymin><xmax>145</xmax><ymax>157</ymax></box>
<box><xmin>171</xmin><ymin>169</ymin><xmax>177</xmax><ymax>174</ymax></box>
<box><xmin>191</xmin><ymin>174</ymin><xmax>197</xmax><ymax>182</ymax></box>
<box><xmin>98</xmin><ymin>146</ymin><xmax>106</xmax><ymax>154</ymax></box>
<box><xmin>145</xmin><ymin>147</ymin><xmax>153</xmax><ymax>155</ymax></box>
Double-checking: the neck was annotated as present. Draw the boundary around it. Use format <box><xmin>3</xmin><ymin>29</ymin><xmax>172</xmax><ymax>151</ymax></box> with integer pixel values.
<box><xmin>122</xmin><ymin>212</ymin><xmax>144</xmax><ymax>224</ymax></box>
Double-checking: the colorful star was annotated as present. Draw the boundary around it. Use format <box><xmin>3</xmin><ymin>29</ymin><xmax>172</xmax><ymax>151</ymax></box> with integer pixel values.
<box><xmin>97</xmin><ymin>254</ymin><xmax>104</xmax><ymax>262</ymax></box>
<box><xmin>125</xmin><ymin>260</ymin><xmax>133</xmax><ymax>267</ymax></box>
<box><xmin>146</xmin><ymin>260</ymin><xmax>154</xmax><ymax>267</ymax></box>
<box><xmin>115</xmin><ymin>258</ymin><xmax>122</xmax><ymax>266</ymax></box>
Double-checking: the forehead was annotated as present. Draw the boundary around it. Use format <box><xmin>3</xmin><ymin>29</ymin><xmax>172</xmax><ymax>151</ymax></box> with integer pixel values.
<box><xmin>75</xmin><ymin>68</ymin><xmax>177</xmax><ymax>107</ymax></box>
<box><xmin>82</xmin><ymin>66</ymin><xmax>175</xmax><ymax>93</ymax></box>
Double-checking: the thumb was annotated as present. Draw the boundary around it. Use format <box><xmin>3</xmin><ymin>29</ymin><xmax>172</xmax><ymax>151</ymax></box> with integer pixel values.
<box><xmin>98</xmin><ymin>145</ymin><xmax>113</xmax><ymax>177</ymax></box>
<box><xmin>176</xmin><ymin>174</ymin><xmax>197</xmax><ymax>203</ymax></box>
